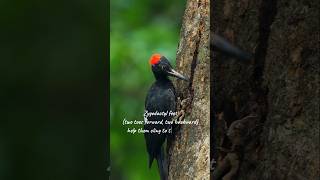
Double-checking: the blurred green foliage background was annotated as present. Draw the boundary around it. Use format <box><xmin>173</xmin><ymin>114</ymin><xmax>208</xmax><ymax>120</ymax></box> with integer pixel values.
<box><xmin>110</xmin><ymin>0</ymin><xmax>185</xmax><ymax>179</ymax></box>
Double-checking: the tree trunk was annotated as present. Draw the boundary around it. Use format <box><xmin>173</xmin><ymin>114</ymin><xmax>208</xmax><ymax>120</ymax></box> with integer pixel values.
<box><xmin>168</xmin><ymin>0</ymin><xmax>210</xmax><ymax>179</ymax></box>
<box><xmin>212</xmin><ymin>0</ymin><xmax>319</xmax><ymax>179</ymax></box>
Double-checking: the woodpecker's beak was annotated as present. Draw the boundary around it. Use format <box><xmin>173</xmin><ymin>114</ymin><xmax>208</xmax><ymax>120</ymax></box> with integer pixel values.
<box><xmin>167</xmin><ymin>68</ymin><xmax>189</xmax><ymax>81</ymax></box>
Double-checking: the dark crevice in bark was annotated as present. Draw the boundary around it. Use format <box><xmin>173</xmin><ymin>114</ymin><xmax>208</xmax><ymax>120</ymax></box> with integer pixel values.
<box><xmin>188</xmin><ymin>27</ymin><xmax>203</xmax><ymax>104</ymax></box>
<box><xmin>198</xmin><ymin>0</ymin><xmax>202</xmax><ymax>8</ymax></box>
<box><xmin>189</xmin><ymin>47</ymin><xmax>199</xmax><ymax>89</ymax></box>
<box><xmin>252</xmin><ymin>0</ymin><xmax>278</xmax><ymax>123</ymax></box>
<box><xmin>253</xmin><ymin>0</ymin><xmax>278</xmax><ymax>86</ymax></box>
<box><xmin>189</xmin><ymin>34</ymin><xmax>201</xmax><ymax>88</ymax></box>
<box><xmin>188</xmin><ymin>46</ymin><xmax>198</xmax><ymax>104</ymax></box>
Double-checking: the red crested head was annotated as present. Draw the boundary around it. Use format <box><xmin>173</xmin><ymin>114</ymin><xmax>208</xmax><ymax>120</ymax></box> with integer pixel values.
<box><xmin>149</xmin><ymin>53</ymin><xmax>162</xmax><ymax>65</ymax></box>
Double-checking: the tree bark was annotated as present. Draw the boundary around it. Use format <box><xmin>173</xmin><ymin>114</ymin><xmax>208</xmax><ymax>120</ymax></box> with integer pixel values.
<box><xmin>168</xmin><ymin>0</ymin><xmax>210</xmax><ymax>179</ymax></box>
<box><xmin>212</xmin><ymin>0</ymin><xmax>319</xmax><ymax>179</ymax></box>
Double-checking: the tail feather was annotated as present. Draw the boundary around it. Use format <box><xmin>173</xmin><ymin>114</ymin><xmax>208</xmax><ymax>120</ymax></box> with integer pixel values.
<box><xmin>148</xmin><ymin>155</ymin><xmax>154</xmax><ymax>169</ymax></box>
<box><xmin>156</xmin><ymin>147</ymin><xmax>168</xmax><ymax>180</ymax></box>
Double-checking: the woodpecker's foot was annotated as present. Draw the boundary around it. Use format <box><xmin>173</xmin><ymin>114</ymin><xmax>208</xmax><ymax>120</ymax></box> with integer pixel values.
<box><xmin>176</xmin><ymin>97</ymin><xmax>190</xmax><ymax>122</ymax></box>
<box><xmin>180</xmin><ymin>97</ymin><xmax>190</xmax><ymax>109</ymax></box>
<box><xmin>171</xmin><ymin>110</ymin><xmax>185</xmax><ymax>124</ymax></box>
<box><xmin>177</xmin><ymin>109</ymin><xmax>185</xmax><ymax>121</ymax></box>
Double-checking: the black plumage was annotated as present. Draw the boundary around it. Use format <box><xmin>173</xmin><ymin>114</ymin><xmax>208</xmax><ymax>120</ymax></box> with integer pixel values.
<box><xmin>144</xmin><ymin>55</ymin><xmax>188</xmax><ymax>180</ymax></box>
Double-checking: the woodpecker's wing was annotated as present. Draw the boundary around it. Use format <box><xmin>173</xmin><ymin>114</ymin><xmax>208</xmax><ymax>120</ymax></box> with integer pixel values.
<box><xmin>144</xmin><ymin>81</ymin><xmax>176</xmax><ymax>168</ymax></box>
<box><xmin>145</xmin><ymin>82</ymin><xmax>176</xmax><ymax>112</ymax></box>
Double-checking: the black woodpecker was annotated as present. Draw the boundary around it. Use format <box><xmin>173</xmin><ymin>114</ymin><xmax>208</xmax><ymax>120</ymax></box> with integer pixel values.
<box><xmin>144</xmin><ymin>54</ymin><xmax>188</xmax><ymax>180</ymax></box>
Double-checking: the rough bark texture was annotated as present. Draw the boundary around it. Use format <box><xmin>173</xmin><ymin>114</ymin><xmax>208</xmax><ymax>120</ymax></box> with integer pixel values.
<box><xmin>212</xmin><ymin>0</ymin><xmax>319</xmax><ymax>179</ymax></box>
<box><xmin>168</xmin><ymin>0</ymin><xmax>210</xmax><ymax>179</ymax></box>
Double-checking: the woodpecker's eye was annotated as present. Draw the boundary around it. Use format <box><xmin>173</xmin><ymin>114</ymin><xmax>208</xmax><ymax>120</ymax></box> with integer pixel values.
<box><xmin>162</xmin><ymin>64</ymin><xmax>170</xmax><ymax>72</ymax></box>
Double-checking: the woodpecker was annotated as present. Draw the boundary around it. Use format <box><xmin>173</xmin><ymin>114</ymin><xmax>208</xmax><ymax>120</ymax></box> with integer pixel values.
<box><xmin>144</xmin><ymin>54</ymin><xmax>188</xmax><ymax>180</ymax></box>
